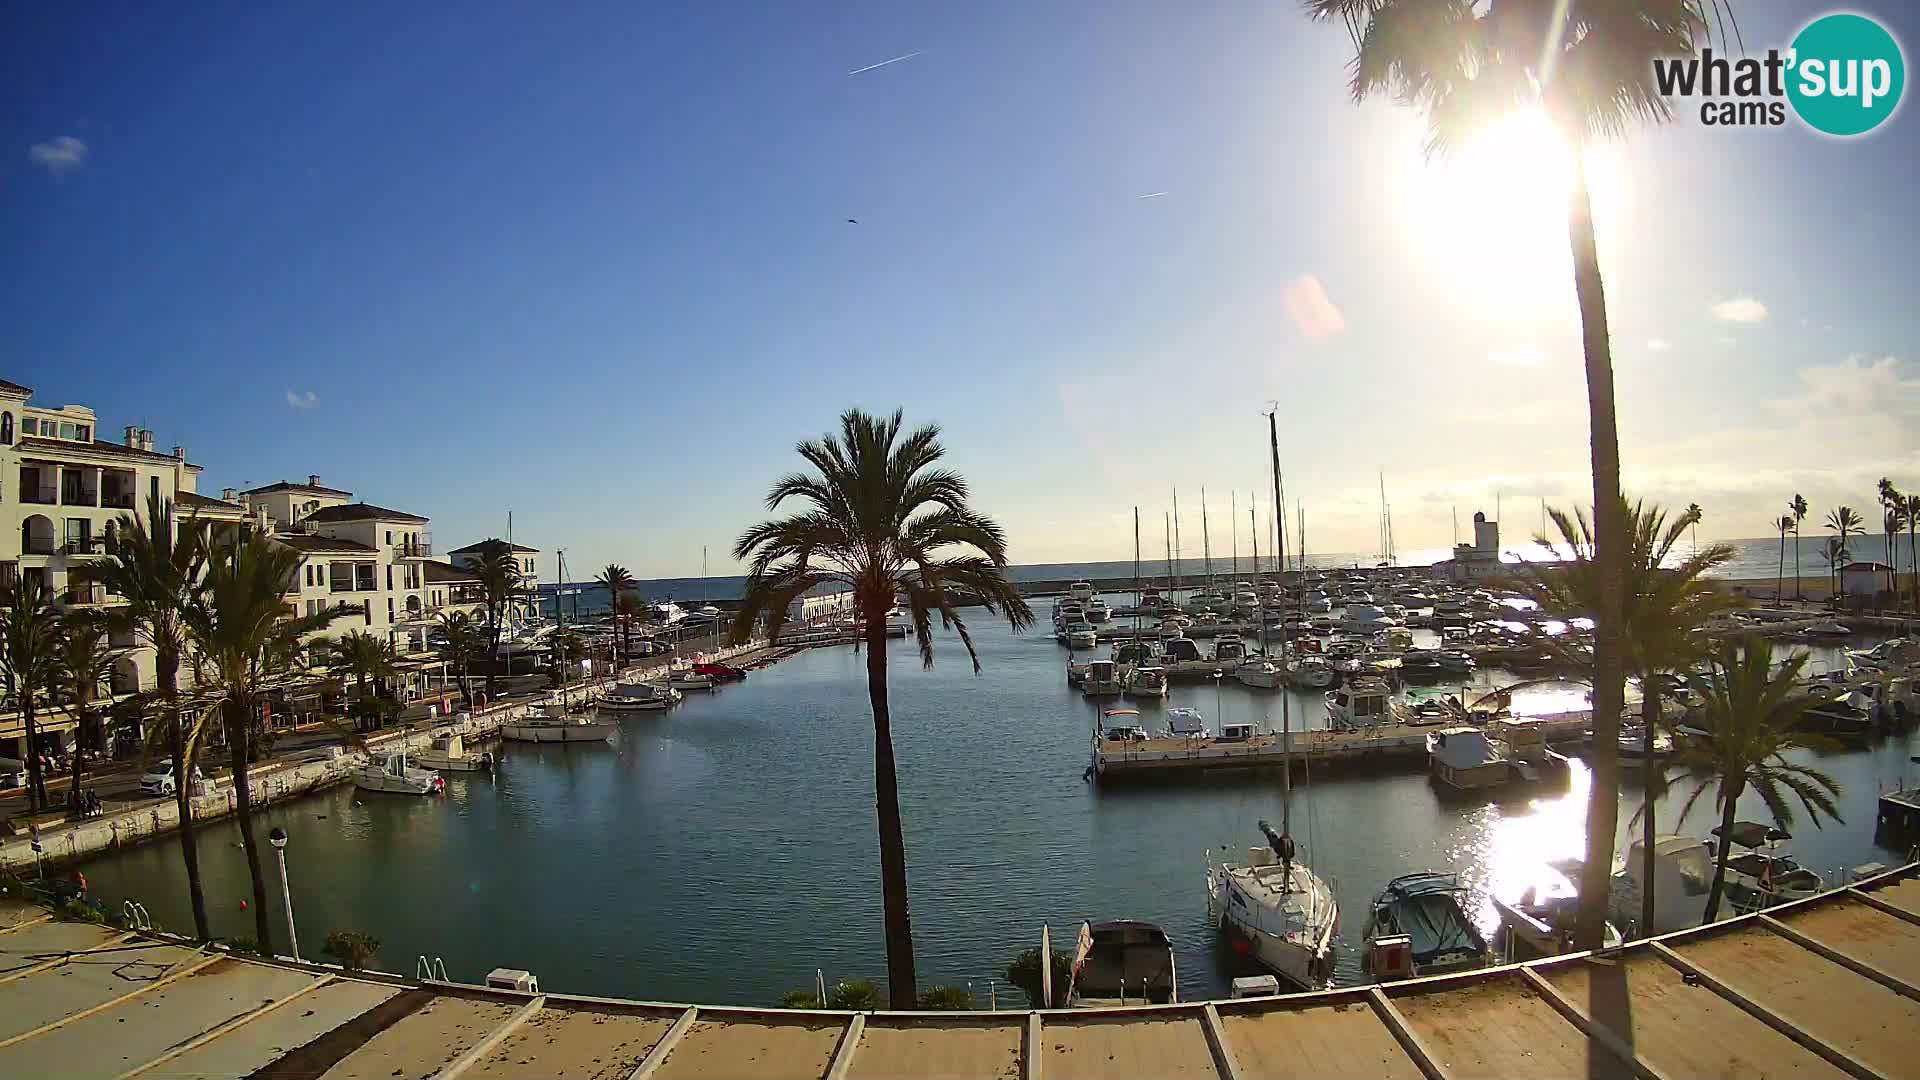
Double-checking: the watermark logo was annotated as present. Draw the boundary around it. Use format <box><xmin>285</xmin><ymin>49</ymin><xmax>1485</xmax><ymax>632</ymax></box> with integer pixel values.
<box><xmin>1652</xmin><ymin>11</ymin><xmax>1905</xmax><ymax>136</ymax></box>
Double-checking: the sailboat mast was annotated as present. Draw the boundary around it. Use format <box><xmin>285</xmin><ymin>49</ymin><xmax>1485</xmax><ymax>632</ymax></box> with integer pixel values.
<box><xmin>1133</xmin><ymin>508</ymin><xmax>1142</xmax><ymax>643</ymax></box>
<box><xmin>1164</xmin><ymin>512</ymin><xmax>1173</xmax><ymax>593</ymax></box>
<box><xmin>1172</xmin><ymin>488</ymin><xmax>1183</xmax><ymax>600</ymax></box>
<box><xmin>1231</xmin><ymin>491</ymin><xmax>1238</xmax><ymax>581</ymax></box>
<box><xmin>1265</xmin><ymin>410</ymin><xmax>1293</xmax><ymax>850</ymax></box>
<box><xmin>1250</xmin><ymin>502</ymin><xmax>1260</xmax><ymax>584</ymax></box>
<box><xmin>1201</xmin><ymin>487</ymin><xmax>1212</xmax><ymax>594</ymax></box>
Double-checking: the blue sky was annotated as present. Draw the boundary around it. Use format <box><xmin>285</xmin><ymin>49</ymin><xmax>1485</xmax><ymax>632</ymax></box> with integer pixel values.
<box><xmin>6</xmin><ymin>1</ymin><xmax>1917</xmax><ymax>578</ymax></box>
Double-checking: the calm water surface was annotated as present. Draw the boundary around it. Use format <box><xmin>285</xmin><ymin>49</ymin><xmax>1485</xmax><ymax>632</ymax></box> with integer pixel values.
<box><xmin>80</xmin><ymin>601</ymin><xmax>1920</xmax><ymax>1004</ymax></box>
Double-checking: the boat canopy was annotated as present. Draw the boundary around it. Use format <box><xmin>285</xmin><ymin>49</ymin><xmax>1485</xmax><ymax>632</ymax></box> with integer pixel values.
<box><xmin>1713</xmin><ymin>821</ymin><xmax>1792</xmax><ymax>848</ymax></box>
<box><xmin>1166</xmin><ymin>708</ymin><xmax>1206</xmax><ymax>736</ymax></box>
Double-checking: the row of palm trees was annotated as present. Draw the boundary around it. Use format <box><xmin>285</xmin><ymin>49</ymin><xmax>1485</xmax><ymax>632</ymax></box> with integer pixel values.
<box><xmin>1777</xmin><ymin>481</ymin><xmax>1920</xmax><ymax>603</ymax></box>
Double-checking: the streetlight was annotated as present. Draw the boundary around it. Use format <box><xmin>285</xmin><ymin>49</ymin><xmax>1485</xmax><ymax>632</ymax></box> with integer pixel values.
<box><xmin>1212</xmin><ymin>669</ymin><xmax>1224</xmax><ymax>729</ymax></box>
<box><xmin>268</xmin><ymin>827</ymin><xmax>300</xmax><ymax>960</ymax></box>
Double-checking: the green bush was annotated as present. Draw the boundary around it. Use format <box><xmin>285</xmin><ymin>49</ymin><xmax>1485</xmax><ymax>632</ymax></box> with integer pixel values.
<box><xmin>321</xmin><ymin>929</ymin><xmax>380</xmax><ymax>971</ymax></box>
<box><xmin>917</xmin><ymin>985</ymin><xmax>974</xmax><ymax>1010</ymax></box>
<box><xmin>827</xmin><ymin>979</ymin><xmax>882</xmax><ymax>1010</ymax></box>
<box><xmin>1006</xmin><ymin>947</ymin><xmax>1073</xmax><ymax>1008</ymax></box>
<box><xmin>779</xmin><ymin>989</ymin><xmax>823</xmax><ymax>1009</ymax></box>
<box><xmin>227</xmin><ymin>936</ymin><xmax>261</xmax><ymax>956</ymax></box>
<box><xmin>58</xmin><ymin>897</ymin><xmax>105</xmax><ymax>924</ymax></box>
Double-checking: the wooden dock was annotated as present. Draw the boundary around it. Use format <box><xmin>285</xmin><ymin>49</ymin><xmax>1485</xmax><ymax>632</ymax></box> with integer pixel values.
<box><xmin>1092</xmin><ymin>712</ymin><xmax>1596</xmax><ymax>782</ymax></box>
<box><xmin>5</xmin><ymin>864</ymin><xmax>1919</xmax><ymax>1078</ymax></box>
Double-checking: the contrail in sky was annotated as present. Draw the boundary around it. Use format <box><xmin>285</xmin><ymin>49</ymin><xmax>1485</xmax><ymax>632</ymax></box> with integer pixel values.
<box><xmin>1136</xmin><ymin>191</ymin><xmax>1168</xmax><ymax>199</ymax></box>
<box><xmin>848</xmin><ymin>50</ymin><xmax>924</xmax><ymax>76</ymax></box>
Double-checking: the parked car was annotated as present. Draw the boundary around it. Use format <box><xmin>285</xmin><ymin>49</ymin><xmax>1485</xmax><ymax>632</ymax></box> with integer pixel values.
<box><xmin>139</xmin><ymin>762</ymin><xmax>203</xmax><ymax>797</ymax></box>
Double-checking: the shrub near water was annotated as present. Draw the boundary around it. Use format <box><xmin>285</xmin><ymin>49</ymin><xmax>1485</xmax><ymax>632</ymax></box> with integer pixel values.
<box><xmin>322</xmin><ymin>929</ymin><xmax>380</xmax><ymax>971</ymax></box>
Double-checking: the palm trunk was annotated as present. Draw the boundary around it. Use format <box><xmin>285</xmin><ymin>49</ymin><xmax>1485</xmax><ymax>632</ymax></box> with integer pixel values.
<box><xmin>1703</xmin><ymin>779</ymin><xmax>1744</xmax><ymax>923</ymax></box>
<box><xmin>69</xmin><ymin>704</ymin><xmax>88</xmax><ymax>809</ymax></box>
<box><xmin>1793</xmin><ymin>528</ymin><xmax>1802</xmax><ymax>600</ymax></box>
<box><xmin>22</xmin><ymin>698</ymin><xmax>44</xmax><ymax>814</ymax></box>
<box><xmin>162</xmin><ymin>651</ymin><xmax>211</xmax><ymax>941</ymax></box>
<box><xmin>1776</xmin><ymin>533</ymin><xmax>1785</xmax><ymax>605</ymax></box>
<box><xmin>1639</xmin><ymin>687</ymin><xmax>1661</xmax><ymax>936</ymax></box>
<box><xmin>864</xmin><ymin>600</ymin><xmax>917</xmax><ymax>1009</ymax></box>
<box><xmin>226</xmin><ymin>698</ymin><xmax>275</xmax><ymax>953</ymax></box>
<box><xmin>1566</xmin><ymin>144</ymin><xmax>1628</xmax><ymax>953</ymax></box>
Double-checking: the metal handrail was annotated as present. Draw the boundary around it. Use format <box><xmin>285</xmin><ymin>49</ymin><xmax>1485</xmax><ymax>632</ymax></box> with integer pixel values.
<box><xmin>416</xmin><ymin>955</ymin><xmax>449</xmax><ymax>981</ymax></box>
<box><xmin>122</xmin><ymin>900</ymin><xmax>153</xmax><ymax>931</ymax></box>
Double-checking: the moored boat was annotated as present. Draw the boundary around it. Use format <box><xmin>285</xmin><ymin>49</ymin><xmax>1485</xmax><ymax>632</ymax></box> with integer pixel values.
<box><xmin>596</xmin><ymin>682</ymin><xmax>681</xmax><ymax>711</ymax></box>
<box><xmin>500</xmin><ymin>706</ymin><xmax>616</xmax><ymax>744</ymax></box>
<box><xmin>1064</xmin><ymin>920</ymin><xmax>1179</xmax><ymax>1006</ymax></box>
<box><xmin>1363</xmin><ymin>872</ymin><xmax>1489</xmax><ymax>979</ymax></box>
<box><xmin>414</xmin><ymin>728</ymin><xmax>492</xmax><ymax>772</ymax></box>
<box><xmin>352</xmin><ymin>750</ymin><xmax>445</xmax><ymax>795</ymax></box>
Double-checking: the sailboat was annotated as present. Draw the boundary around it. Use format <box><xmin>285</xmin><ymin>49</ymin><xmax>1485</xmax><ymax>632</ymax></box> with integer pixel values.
<box><xmin>696</xmin><ymin>546</ymin><xmax>720</xmax><ymax>619</ymax></box>
<box><xmin>1206</xmin><ymin>409</ymin><xmax>1339</xmax><ymax>990</ymax></box>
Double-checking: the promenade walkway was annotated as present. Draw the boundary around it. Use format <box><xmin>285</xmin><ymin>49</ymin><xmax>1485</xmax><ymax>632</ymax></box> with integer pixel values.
<box><xmin>2</xmin><ymin>863</ymin><xmax>1916</xmax><ymax>1078</ymax></box>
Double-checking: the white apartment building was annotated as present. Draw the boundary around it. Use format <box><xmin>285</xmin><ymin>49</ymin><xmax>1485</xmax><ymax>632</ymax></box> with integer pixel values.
<box><xmin>0</xmin><ymin>379</ymin><xmax>243</xmax><ymax>759</ymax></box>
<box><xmin>238</xmin><ymin>479</ymin><xmax>435</xmax><ymax>656</ymax></box>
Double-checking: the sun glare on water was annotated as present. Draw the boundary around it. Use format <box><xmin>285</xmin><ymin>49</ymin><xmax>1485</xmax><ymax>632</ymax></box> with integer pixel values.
<box><xmin>1400</xmin><ymin>107</ymin><xmax>1622</xmax><ymax>317</ymax></box>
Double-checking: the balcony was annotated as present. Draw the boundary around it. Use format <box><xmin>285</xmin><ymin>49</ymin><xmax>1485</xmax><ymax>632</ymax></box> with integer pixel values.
<box><xmin>61</xmin><ymin>488</ymin><xmax>99</xmax><ymax>507</ymax></box>
<box><xmin>20</xmin><ymin>489</ymin><xmax>56</xmax><ymax>506</ymax></box>
<box><xmin>392</xmin><ymin>539</ymin><xmax>433</xmax><ymax>559</ymax></box>
<box><xmin>60</xmin><ymin>585</ymin><xmax>115</xmax><ymax>606</ymax></box>
<box><xmin>102</xmin><ymin>492</ymin><xmax>136</xmax><ymax>510</ymax></box>
<box><xmin>63</xmin><ymin>537</ymin><xmax>107</xmax><ymax>557</ymax></box>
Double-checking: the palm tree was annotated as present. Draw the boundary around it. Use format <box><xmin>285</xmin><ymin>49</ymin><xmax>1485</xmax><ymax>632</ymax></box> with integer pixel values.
<box><xmin>463</xmin><ymin>541</ymin><xmax>524</xmax><ymax>698</ymax></box>
<box><xmin>1826</xmin><ymin>506</ymin><xmax>1863</xmax><ymax>596</ymax></box>
<box><xmin>1685</xmin><ymin>502</ymin><xmax>1703</xmax><ymax>555</ymax></box>
<box><xmin>1670</xmin><ymin>638</ymin><xmax>1843</xmax><ymax>922</ymax></box>
<box><xmin>183</xmin><ymin>530</ymin><xmax>345</xmax><ymax>954</ymax></box>
<box><xmin>1774</xmin><ymin>515</ymin><xmax>1794</xmax><ymax>605</ymax></box>
<box><xmin>731</xmin><ymin>409</ymin><xmax>1034</xmax><ymax>1007</ymax></box>
<box><xmin>1790</xmin><ymin>494</ymin><xmax>1809</xmax><ymax>601</ymax></box>
<box><xmin>1876</xmin><ymin>478</ymin><xmax>1903</xmax><ymax>598</ymax></box>
<box><xmin>434</xmin><ymin>611</ymin><xmax>484</xmax><ymax>705</ymax></box>
<box><xmin>1516</xmin><ymin>499</ymin><xmax>1734</xmax><ymax>934</ymax></box>
<box><xmin>1905</xmin><ymin>493</ymin><xmax>1920</xmax><ymax>611</ymax></box>
<box><xmin>614</xmin><ymin>593</ymin><xmax>649</xmax><ymax>659</ymax></box>
<box><xmin>0</xmin><ymin>573</ymin><xmax>61</xmax><ymax>812</ymax></box>
<box><xmin>329</xmin><ymin>630</ymin><xmax>397</xmax><ymax>732</ymax></box>
<box><xmin>549</xmin><ymin>628</ymin><xmax>586</xmax><ymax>696</ymax></box>
<box><xmin>52</xmin><ymin>611</ymin><xmax>117</xmax><ymax>807</ymax></box>
<box><xmin>1304</xmin><ymin>0</ymin><xmax>1727</xmax><ymax>952</ymax></box>
<box><xmin>78</xmin><ymin>495</ymin><xmax>211</xmax><ymax>939</ymax></box>
<box><xmin>1823</xmin><ymin>537</ymin><xmax>1850</xmax><ymax>599</ymax></box>
<box><xmin>595</xmin><ymin>564</ymin><xmax>636</xmax><ymax>663</ymax></box>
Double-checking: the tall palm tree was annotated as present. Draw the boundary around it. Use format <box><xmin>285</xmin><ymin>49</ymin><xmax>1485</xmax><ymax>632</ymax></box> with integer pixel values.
<box><xmin>1304</xmin><ymin>0</ymin><xmax>1727</xmax><ymax>951</ymax></box>
<box><xmin>731</xmin><ymin>409</ymin><xmax>1034</xmax><ymax>1007</ymax></box>
<box><xmin>614</xmin><ymin>593</ymin><xmax>649</xmax><ymax>659</ymax></box>
<box><xmin>1790</xmin><ymin>494</ymin><xmax>1809</xmax><ymax>600</ymax></box>
<box><xmin>1516</xmin><ymin>499</ymin><xmax>1734</xmax><ymax>934</ymax></box>
<box><xmin>1905</xmin><ymin>493</ymin><xmax>1920</xmax><ymax>611</ymax></box>
<box><xmin>1684</xmin><ymin>502</ymin><xmax>1702</xmax><ymax>555</ymax></box>
<box><xmin>0</xmin><ymin>573</ymin><xmax>61</xmax><ymax>812</ymax></box>
<box><xmin>595</xmin><ymin>564</ymin><xmax>636</xmax><ymax>662</ymax></box>
<box><xmin>434</xmin><ymin>611</ymin><xmax>484</xmax><ymax>705</ymax></box>
<box><xmin>329</xmin><ymin>630</ymin><xmax>397</xmax><ymax>732</ymax></box>
<box><xmin>52</xmin><ymin>611</ymin><xmax>117</xmax><ymax>807</ymax></box>
<box><xmin>1671</xmin><ymin>638</ymin><xmax>1843</xmax><ymax>922</ymax></box>
<box><xmin>1774</xmin><ymin>515</ymin><xmax>1794</xmax><ymax>606</ymax></box>
<box><xmin>78</xmin><ymin>495</ymin><xmax>211</xmax><ymax>939</ymax></box>
<box><xmin>1876</xmin><ymin>478</ymin><xmax>1903</xmax><ymax>597</ymax></box>
<box><xmin>1826</xmin><ymin>506</ymin><xmax>1863</xmax><ymax>596</ymax></box>
<box><xmin>184</xmin><ymin>530</ymin><xmax>344</xmax><ymax>954</ymax></box>
<box><xmin>463</xmin><ymin>541</ymin><xmax>524</xmax><ymax>698</ymax></box>
<box><xmin>1823</xmin><ymin>537</ymin><xmax>1850</xmax><ymax>599</ymax></box>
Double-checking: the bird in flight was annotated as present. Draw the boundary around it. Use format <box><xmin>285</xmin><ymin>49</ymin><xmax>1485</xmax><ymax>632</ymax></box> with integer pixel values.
<box><xmin>846</xmin><ymin>218</ymin><xmax>859</xmax><ymax>224</ymax></box>
<box><xmin>848</xmin><ymin>50</ymin><xmax>924</xmax><ymax>76</ymax></box>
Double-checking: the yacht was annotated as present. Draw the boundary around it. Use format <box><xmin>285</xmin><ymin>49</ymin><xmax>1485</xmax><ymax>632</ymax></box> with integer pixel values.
<box><xmin>414</xmin><ymin>728</ymin><xmax>492</xmax><ymax>772</ymax></box>
<box><xmin>1069</xmin><ymin>580</ymin><xmax>1095</xmax><ymax>602</ymax></box>
<box><xmin>1100</xmin><ymin>709</ymin><xmax>1150</xmax><ymax>743</ymax></box>
<box><xmin>1208</xmin><ymin>821</ymin><xmax>1338</xmax><ymax>989</ymax></box>
<box><xmin>1341</xmin><ymin>604</ymin><xmax>1397</xmax><ymax>634</ymax></box>
<box><xmin>1426</xmin><ymin>718</ymin><xmax>1552</xmax><ymax>792</ymax></box>
<box><xmin>1126</xmin><ymin>666</ymin><xmax>1169</xmax><ymax>699</ymax></box>
<box><xmin>1063</xmin><ymin>921</ymin><xmax>1179</xmax><ymax>1006</ymax></box>
<box><xmin>1066</xmin><ymin>622</ymin><xmax>1099</xmax><ymax>650</ymax></box>
<box><xmin>352</xmin><ymin>750</ymin><xmax>445</xmax><ymax>795</ymax></box>
<box><xmin>1160</xmin><ymin>637</ymin><xmax>1203</xmax><ymax>665</ymax></box>
<box><xmin>1211</xmin><ymin>635</ymin><xmax>1248</xmax><ymax>665</ymax></box>
<box><xmin>1081</xmin><ymin>659</ymin><xmax>1125</xmax><ymax>697</ymax></box>
<box><xmin>1235</xmin><ymin>660</ymin><xmax>1284</xmax><ymax>689</ymax></box>
<box><xmin>1135</xmin><ymin>588</ymin><xmax>1169</xmax><ymax>616</ymax></box>
<box><xmin>500</xmin><ymin>705</ymin><xmax>616</xmax><ymax>744</ymax></box>
<box><xmin>1085</xmin><ymin>599</ymin><xmax>1113</xmax><ymax>624</ymax></box>
<box><xmin>1325</xmin><ymin>677</ymin><xmax>1403</xmax><ymax>730</ymax></box>
<box><xmin>597</xmin><ymin>682</ymin><xmax>680</xmax><ymax>711</ymax></box>
<box><xmin>1363</xmin><ymin>872</ymin><xmax>1489</xmax><ymax>980</ymax></box>
<box><xmin>1288</xmin><ymin>656</ymin><xmax>1337</xmax><ymax>690</ymax></box>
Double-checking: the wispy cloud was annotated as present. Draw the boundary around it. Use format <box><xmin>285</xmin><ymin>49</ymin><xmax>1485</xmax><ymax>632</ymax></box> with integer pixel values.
<box><xmin>1135</xmin><ymin>191</ymin><xmax>1168</xmax><ymax>200</ymax></box>
<box><xmin>1280</xmin><ymin>274</ymin><xmax>1346</xmax><ymax>344</ymax></box>
<box><xmin>28</xmin><ymin>136</ymin><xmax>87</xmax><ymax>175</ymax></box>
<box><xmin>285</xmin><ymin>389</ymin><xmax>319</xmax><ymax>409</ymax></box>
<box><xmin>848</xmin><ymin>50</ymin><xmax>923</xmax><ymax>76</ymax></box>
<box><xmin>1711</xmin><ymin>296</ymin><xmax>1768</xmax><ymax>323</ymax></box>
<box><xmin>1647</xmin><ymin>337</ymin><xmax>1671</xmax><ymax>352</ymax></box>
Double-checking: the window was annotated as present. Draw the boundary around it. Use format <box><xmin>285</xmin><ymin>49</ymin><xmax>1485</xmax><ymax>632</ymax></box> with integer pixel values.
<box><xmin>150</xmin><ymin>476</ymin><xmax>159</xmax><ymax>503</ymax></box>
<box><xmin>0</xmin><ymin>413</ymin><xmax>10</xmax><ymax>444</ymax></box>
<box><xmin>386</xmin><ymin>565</ymin><xmax>393</xmax><ymax>590</ymax></box>
<box><xmin>58</xmin><ymin>422</ymin><xmax>76</xmax><ymax>440</ymax></box>
<box><xmin>387</xmin><ymin>598</ymin><xmax>395</xmax><ymax>621</ymax></box>
<box><xmin>385</xmin><ymin>530</ymin><xmax>392</xmax><ymax>544</ymax></box>
<box><xmin>76</xmin><ymin>424</ymin><xmax>89</xmax><ymax>442</ymax></box>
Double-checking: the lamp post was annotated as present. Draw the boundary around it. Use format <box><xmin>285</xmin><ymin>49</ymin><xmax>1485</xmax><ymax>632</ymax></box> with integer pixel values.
<box><xmin>268</xmin><ymin>827</ymin><xmax>299</xmax><ymax>960</ymax></box>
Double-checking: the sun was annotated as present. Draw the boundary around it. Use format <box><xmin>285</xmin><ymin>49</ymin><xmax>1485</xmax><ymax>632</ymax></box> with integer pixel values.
<box><xmin>1399</xmin><ymin>106</ymin><xmax>1622</xmax><ymax>318</ymax></box>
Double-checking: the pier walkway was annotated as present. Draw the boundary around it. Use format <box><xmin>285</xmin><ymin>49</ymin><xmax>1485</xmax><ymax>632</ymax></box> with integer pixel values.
<box><xmin>4</xmin><ymin>864</ymin><xmax>1917</xmax><ymax>1078</ymax></box>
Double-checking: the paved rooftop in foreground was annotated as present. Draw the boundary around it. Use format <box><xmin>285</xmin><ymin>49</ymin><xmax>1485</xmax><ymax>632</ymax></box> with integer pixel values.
<box><xmin>4</xmin><ymin>865</ymin><xmax>1920</xmax><ymax>1078</ymax></box>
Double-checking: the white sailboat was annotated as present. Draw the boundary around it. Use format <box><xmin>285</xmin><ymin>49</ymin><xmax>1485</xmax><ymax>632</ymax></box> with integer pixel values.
<box><xmin>500</xmin><ymin>704</ymin><xmax>616</xmax><ymax>744</ymax></box>
<box><xmin>352</xmin><ymin>749</ymin><xmax>446</xmax><ymax>795</ymax></box>
<box><xmin>1206</xmin><ymin>408</ymin><xmax>1339</xmax><ymax>990</ymax></box>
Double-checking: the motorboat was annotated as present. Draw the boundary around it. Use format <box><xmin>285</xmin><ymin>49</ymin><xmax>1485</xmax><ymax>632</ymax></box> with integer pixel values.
<box><xmin>1612</xmin><ymin>724</ymin><xmax>1674</xmax><ymax>761</ymax></box>
<box><xmin>1802</xmin><ymin>691</ymin><xmax>1875</xmax><ymax>736</ymax></box>
<box><xmin>1714</xmin><ymin>822</ymin><xmax>1826</xmax><ymax>911</ymax></box>
<box><xmin>1069</xmin><ymin>580</ymin><xmax>1095</xmax><ymax>602</ymax></box>
<box><xmin>1363</xmin><ymin>872</ymin><xmax>1489</xmax><ymax>980</ymax></box>
<box><xmin>1126</xmin><ymin>666</ymin><xmax>1169</xmax><ymax>699</ymax></box>
<box><xmin>1235</xmin><ymin>660</ymin><xmax>1284</xmax><ymax>689</ymax></box>
<box><xmin>1136</xmin><ymin>588</ymin><xmax>1168</xmax><ymax>615</ymax></box>
<box><xmin>1081</xmin><ymin>659</ymin><xmax>1125</xmax><ymax>697</ymax></box>
<box><xmin>1067</xmin><ymin>623</ymin><xmax>1099</xmax><ymax>650</ymax></box>
<box><xmin>1325</xmin><ymin>677</ymin><xmax>1404</xmax><ymax>730</ymax></box>
<box><xmin>1211</xmin><ymin>635</ymin><xmax>1248</xmax><ymax>664</ymax></box>
<box><xmin>1288</xmin><ymin>656</ymin><xmax>1338</xmax><ymax>690</ymax></box>
<box><xmin>1085</xmin><ymin>600</ymin><xmax>1113</xmax><ymax>624</ymax></box>
<box><xmin>1101</xmin><ymin>711</ymin><xmax>1149</xmax><ymax>743</ymax></box>
<box><xmin>1425</xmin><ymin>718</ymin><xmax>1552</xmax><ymax>792</ymax></box>
<box><xmin>1208</xmin><ymin>821</ymin><xmax>1338</xmax><ymax>989</ymax></box>
<box><xmin>1063</xmin><ymin>920</ymin><xmax>1179</xmax><ymax>1007</ymax></box>
<box><xmin>1165</xmin><ymin>707</ymin><xmax>1207</xmax><ymax>738</ymax></box>
<box><xmin>500</xmin><ymin>706</ymin><xmax>617</xmax><ymax>744</ymax></box>
<box><xmin>1848</xmin><ymin>637</ymin><xmax>1920</xmax><ymax>673</ymax></box>
<box><xmin>352</xmin><ymin>750</ymin><xmax>445</xmax><ymax>795</ymax></box>
<box><xmin>1607</xmin><ymin>835</ymin><xmax>1718</xmax><ymax>936</ymax></box>
<box><xmin>414</xmin><ymin>728</ymin><xmax>493</xmax><ymax>772</ymax></box>
<box><xmin>1802</xmin><ymin>621</ymin><xmax>1852</xmax><ymax>638</ymax></box>
<box><xmin>667</xmin><ymin>669</ymin><xmax>716</xmax><ymax>691</ymax></box>
<box><xmin>597</xmin><ymin>682</ymin><xmax>680</xmax><ymax>711</ymax></box>
<box><xmin>693</xmin><ymin>662</ymin><xmax>748</xmax><ymax>681</ymax></box>
<box><xmin>1161</xmin><ymin>637</ymin><xmax>1203</xmax><ymax>664</ymax></box>
<box><xmin>1493</xmin><ymin>862</ymin><xmax>1625</xmax><ymax>959</ymax></box>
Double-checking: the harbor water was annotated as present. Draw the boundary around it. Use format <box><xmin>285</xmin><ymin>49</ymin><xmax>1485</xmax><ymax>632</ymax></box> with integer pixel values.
<box><xmin>79</xmin><ymin>599</ymin><xmax>1920</xmax><ymax>1005</ymax></box>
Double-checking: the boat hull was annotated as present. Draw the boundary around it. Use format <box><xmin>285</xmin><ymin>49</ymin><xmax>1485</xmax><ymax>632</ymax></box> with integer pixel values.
<box><xmin>500</xmin><ymin>722</ymin><xmax>616</xmax><ymax>743</ymax></box>
<box><xmin>1207</xmin><ymin>865</ymin><xmax>1335</xmax><ymax>990</ymax></box>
